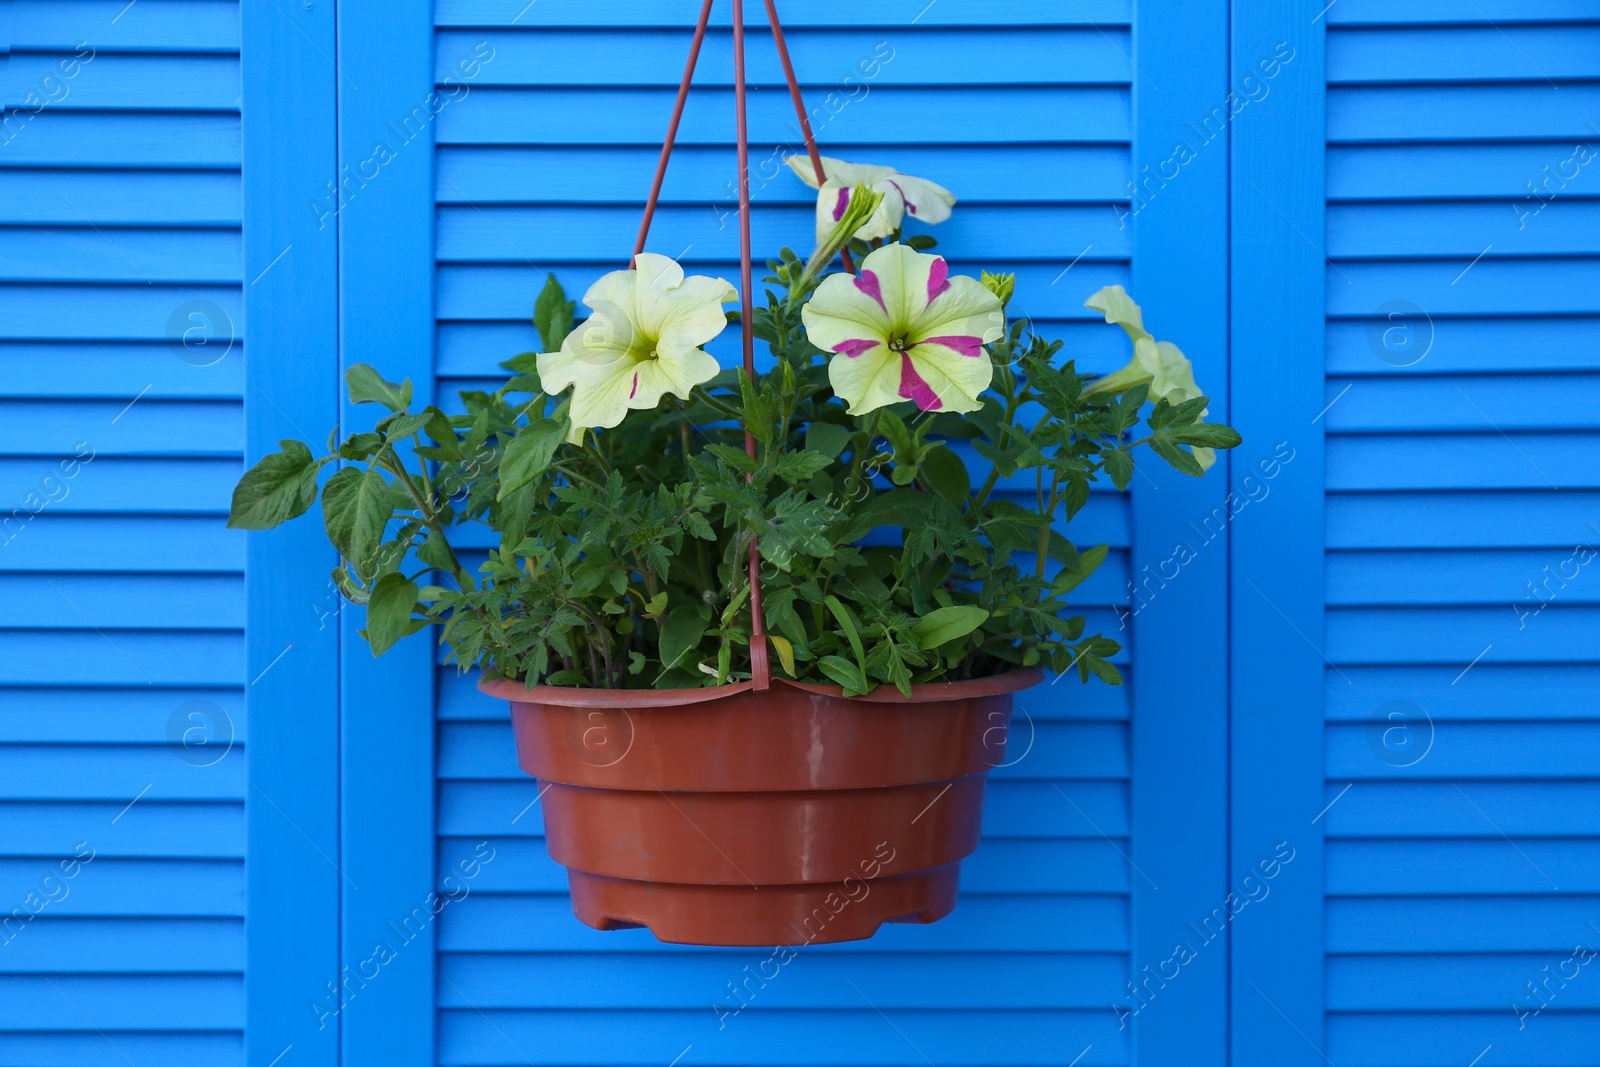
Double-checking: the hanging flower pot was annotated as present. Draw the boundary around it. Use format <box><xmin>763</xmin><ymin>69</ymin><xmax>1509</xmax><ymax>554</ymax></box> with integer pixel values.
<box><xmin>227</xmin><ymin>0</ymin><xmax>1240</xmax><ymax>949</ymax></box>
<box><xmin>481</xmin><ymin>669</ymin><xmax>1039</xmax><ymax>946</ymax></box>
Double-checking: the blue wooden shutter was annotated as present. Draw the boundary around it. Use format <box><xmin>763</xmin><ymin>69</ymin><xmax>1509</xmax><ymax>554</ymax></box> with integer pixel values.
<box><xmin>0</xmin><ymin>1</ymin><xmax>246</xmax><ymax>1061</ymax></box>
<box><xmin>427</xmin><ymin>2</ymin><xmax>1170</xmax><ymax>1063</ymax></box>
<box><xmin>1319</xmin><ymin>2</ymin><xmax>1600</xmax><ymax>1062</ymax></box>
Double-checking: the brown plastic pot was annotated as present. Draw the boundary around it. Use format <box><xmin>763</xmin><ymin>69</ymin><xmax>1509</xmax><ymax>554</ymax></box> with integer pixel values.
<box><xmin>479</xmin><ymin>668</ymin><xmax>1041</xmax><ymax>946</ymax></box>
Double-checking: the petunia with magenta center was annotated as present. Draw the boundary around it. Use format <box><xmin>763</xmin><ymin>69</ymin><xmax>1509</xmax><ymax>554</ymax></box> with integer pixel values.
<box><xmin>802</xmin><ymin>243</ymin><xmax>1004</xmax><ymax>417</ymax></box>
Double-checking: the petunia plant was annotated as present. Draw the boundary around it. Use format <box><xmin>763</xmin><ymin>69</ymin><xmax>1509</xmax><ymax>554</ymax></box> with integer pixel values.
<box><xmin>228</xmin><ymin>160</ymin><xmax>1241</xmax><ymax>695</ymax></box>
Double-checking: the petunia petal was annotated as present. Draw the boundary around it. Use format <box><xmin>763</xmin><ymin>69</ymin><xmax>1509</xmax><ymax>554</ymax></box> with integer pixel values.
<box><xmin>909</xmin><ymin>273</ymin><xmax>1004</xmax><ymax>352</ymax></box>
<box><xmin>786</xmin><ymin>154</ymin><xmax>897</xmax><ymax>191</ymax></box>
<box><xmin>538</xmin><ymin>256</ymin><xmax>733</xmax><ymax>440</ymax></box>
<box><xmin>1150</xmin><ymin>339</ymin><xmax>1203</xmax><ymax>404</ymax></box>
<box><xmin>896</xmin><ymin>354</ymin><xmax>942</xmax><ymax>410</ymax></box>
<box><xmin>826</xmin><ymin>341</ymin><xmax>904</xmax><ymax>416</ymax></box>
<box><xmin>814</xmin><ymin>180</ymin><xmax>904</xmax><ymax>243</ymax></box>
<box><xmin>628</xmin><ymin>253</ymin><xmax>736</xmax><ymax>352</ymax></box>
<box><xmin>649</xmin><ymin>342</ymin><xmax>722</xmax><ymax>399</ymax></box>
<box><xmin>1084</xmin><ymin>284</ymin><xmax>1150</xmax><ymax>345</ymax></box>
<box><xmin>802</xmin><ymin>262</ymin><xmax>896</xmax><ymax>359</ymax></box>
<box><xmin>832</xmin><ymin>338</ymin><xmax>881</xmax><ymax>358</ymax></box>
<box><xmin>877</xmin><ymin>173</ymin><xmax>956</xmax><ymax>225</ymax></box>
<box><xmin>904</xmin><ymin>338</ymin><xmax>993</xmax><ymax>413</ymax></box>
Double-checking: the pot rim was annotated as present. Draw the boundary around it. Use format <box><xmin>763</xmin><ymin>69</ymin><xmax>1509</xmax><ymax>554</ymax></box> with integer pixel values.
<box><xmin>477</xmin><ymin>667</ymin><xmax>1044</xmax><ymax>708</ymax></box>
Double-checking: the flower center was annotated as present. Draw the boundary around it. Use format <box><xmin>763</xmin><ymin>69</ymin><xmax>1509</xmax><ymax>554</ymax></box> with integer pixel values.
<box><xmin>888</xmin><ymin>334</ymin><xmax>910</xmax><ymax>352</ymax></box>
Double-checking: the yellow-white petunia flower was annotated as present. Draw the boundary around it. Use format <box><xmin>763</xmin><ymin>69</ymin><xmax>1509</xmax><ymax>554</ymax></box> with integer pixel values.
<box><xmin>1082</xmin><ymin>284</ymin><xmax>1216</xmax><ymax>469</ymax></box>
<box><xmin>537</xmin><ymin>253</ymin><xmax>736</xmax><ymax>443</ymax></box>
<box><xmin>785</xmin><ymin>155</ymin><xmax>956</xmax><ymax>243</ymax></box>
<box><xmin>802</xmin><ymin>243</ymin><xmax>1003</xmax><ymax>416</ymax></box>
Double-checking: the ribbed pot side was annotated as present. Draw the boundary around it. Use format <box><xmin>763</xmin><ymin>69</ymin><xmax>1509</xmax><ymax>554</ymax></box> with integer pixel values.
<box><xmin>480</xmin><ymin>670</ymin><xmax>1041</xmax><ymax>946</ymax></box>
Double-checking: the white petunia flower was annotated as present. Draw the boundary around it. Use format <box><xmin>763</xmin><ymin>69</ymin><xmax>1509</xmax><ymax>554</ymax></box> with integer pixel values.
<box><xmin>537</xmin><ymin>254</ymin><xmax>736</xmax><ymax>444</ymax></box>
<box><xmin>785</xmin><ymin>155</ymin><xmax>957</xmax><ymax>243</ymax></box>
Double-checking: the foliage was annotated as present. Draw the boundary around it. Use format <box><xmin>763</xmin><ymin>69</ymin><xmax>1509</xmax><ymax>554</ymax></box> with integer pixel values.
<box><xmin>229</xmin><ymin>239</ymin><xmax>1240</xmax><ymax>695</ymax></box>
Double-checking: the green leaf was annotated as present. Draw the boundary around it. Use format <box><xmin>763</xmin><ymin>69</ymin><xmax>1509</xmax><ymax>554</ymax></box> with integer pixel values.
<box><xmin>228</xmin><ymin>440</ymin><xmax>322</xmax><ymax>530</ymax></box>
<box><xmin>337</xmin><ymin>432</ymin><xmax>384</xmax><ymax>460</ymax></box>
<box><xmin>533</xmin><ymin>274</ymin><xmax>576</xmax><ymax>353</ymax></box>
<box><xmin>363</xmin><ymin>572</ymin><xmax>424</xmax><ymax>656</ymax></box>
<box><xmin>1052</xmin><ymin>542</ymin><xmax>1109</xmax><ymax>595</ymax></box>
<box><xmin>346</xmin><ymin>363</ymin><xmax>413</xmax><ymax>412</ymax></box>
<box><xmin>1082</xmin><ymin>655</ymin><xmax>1124</xmax><ymax>685</ymax></box>
<box><xmin>705</xmin><ymin>443</ymin><xmax>760</xmax><ymax>474</ymax></box>
<box><xmin>498</xmin><ymin>479</ymin><xmax>536</xmax><ymax>551</ymax></box>
<box><xmin>1102</xmin><ymin>447</ymin><xmax>1135</xmax><ymax>490</ymax></box>
<box><xmin>775</xmin><ymin>449</ymin><xmax>831</xmax><ymax>485</ymax></box>
<box><xmin>972</xmin><ymin>439</ymin><xmax>1021</xmax><ymax>480</ymax></box>
<box><xmin>321</xmin><ymin>465</ymin><xmax>393</xmax><ymax>578</ymax></box>
<box><xmin>658</xmin><ymin>605</ymin><xmax>708</xmax><ymax>672</ymax></box>
<box><xmin>847</xmin><ymin>487</ymin><xmax>935</xmax><ymax>534</ymax></box>
<box><xmin>377</xmin><ymin>411</ymin><xmax>431</xmax><ymax>438</ymax></box>
<box><xmin>816</xmin><ymin>654</ymin><xmax>868</xmax><ymax>694</ymax></box>
<box><xmin>417</xmin><ymin>529</ymin><xmax>456</xmax><ymax>573</ymax></box>
<box><xmin>805</xmin><ymin>421</ymin><xmax>854</xmax><ymax>460</ymax></box>
<box><xmin>823</xmin><ymin>595</ymin><xmax>868</xmax><ymax>677</ymax></box>
<box><xmin>911</xmin><ymin>605</ymin><xmax>990</xmax><ymax>650</ymax></box>
<box><xmin>498</xmin><ymin>418</ymin><xmax>567</xmax><ymax>499</ymax></box>
<box><xmin>423</xmin><ymin>407</ymin><xmax>465</xmax><ymax>461</ymax></box>
<box><xmin>918</xmin><ymin>444</ymin><xmax>970</xmax><ymax>510</ymax></box>
<box><xmin>1167</xmin><ymin>423</ymin><xmax>1243</xmax><ymax>449</ymax></box>
<box><xmin>1151</xmin><ymin>436</ymin><xmax>1206</xmax><ymax>478</ymax></box>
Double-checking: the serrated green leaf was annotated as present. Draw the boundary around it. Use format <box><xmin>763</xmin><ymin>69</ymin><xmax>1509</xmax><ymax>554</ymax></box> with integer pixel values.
<box><xmin>422</xmin><ymin>406</ymin><xmax>464</xmax><ymax>460</ymax></box>
<box><xmin>498</xmin><ymin>418</ymin><xmax>567</xmax><ymax>499</ymax></box>
<box><xmin>1167</xmin><ymin>423</ymin><xmax>1242</xmax><ymax>449</ymax></box>
<box><xmin>1151</xmin><ymin>436</ymin><xmax>1206</xmax><ymax>478</ymax></box>
<box><xmin>321</xmin><ymin>465</ymin><xmax>392</xmax><ymax>578</ymax></box>
<box><xmin>776</xmin><ymin>449</ymin><xmax>831</xmax><ymax>485</ymax></box>
<box><xmin>228</xmin><ymin>440</ymin><xmax>323</xmax><ymax>530</ymax></box>
<box><xmin>1103</xmin><ymin>447</ymin><xmax>1134</xmax><ymax>490</ymax></box>
<box><xmin>972</xmin><ymin>439</ymin><xmax>1021</xmax><ymax>479</ymax></box>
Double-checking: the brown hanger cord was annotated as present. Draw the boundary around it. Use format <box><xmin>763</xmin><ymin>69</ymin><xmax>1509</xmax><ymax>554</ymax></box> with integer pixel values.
<box><xmin>631</xmin><ymin>0</ymin><xmax>845</xmax><ymax>691</ymax></box>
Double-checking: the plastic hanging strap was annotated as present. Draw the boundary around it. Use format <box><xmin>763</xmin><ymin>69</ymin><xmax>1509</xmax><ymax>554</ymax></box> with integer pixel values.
<box><xmin>633</xmin><ymin>0</ymin><xmax>841</xmax><ymax>691</ymax></box>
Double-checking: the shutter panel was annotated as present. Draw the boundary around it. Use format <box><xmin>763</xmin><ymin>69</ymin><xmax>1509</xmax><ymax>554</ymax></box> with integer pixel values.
<box><xmin>1324</xmin><ymin>3</ymin><xmax>1600</xmax><ymax>1060</ymax></box>
<box><xmin>0</xmin><ymin>1</ymin><xmax>245</xmax><ymax>1063</ymax></box>
<box><xmin>429</xmin><ymin>4</ymin><xmax>1138</xmax><ymax>1063</ymax></box>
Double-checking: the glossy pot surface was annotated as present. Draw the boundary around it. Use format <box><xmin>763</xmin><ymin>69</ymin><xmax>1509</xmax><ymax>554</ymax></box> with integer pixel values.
<box><xmin>481</xmin><ymin>670</ymin><xmax>1040</xmax><ymax>945</ymax></box>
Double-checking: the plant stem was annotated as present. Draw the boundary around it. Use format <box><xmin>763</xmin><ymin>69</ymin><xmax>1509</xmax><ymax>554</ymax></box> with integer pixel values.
<box><xmin>1035</xmin><ymin>471</ymin><xmax>1063</xmax><ymax>581</ymax></box>
<box><xmin>843</xmin><ymin>410</ymin><xmax>883</xmax><ymax>502</ymax></box>
<box><xmin>379</xmin><ymin>448</ymin><xmax>470</xmax><ymax>586</ymax></box>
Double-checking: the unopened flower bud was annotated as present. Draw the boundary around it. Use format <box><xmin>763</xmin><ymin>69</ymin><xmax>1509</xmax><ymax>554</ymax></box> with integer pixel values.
<box><xmin>981</xmin><ymin>270</ymin><xmax>1015</xmax><ymax>309</ymax></box>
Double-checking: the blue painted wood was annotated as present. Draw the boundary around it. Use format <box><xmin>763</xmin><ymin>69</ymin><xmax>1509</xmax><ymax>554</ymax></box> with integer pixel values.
<box><xmin>1228</xmin><ymin>2</ymin><xmax>1327</xmax><ymax>1065</ymax></box>
<box><xmin>8</xmin><ymin>2</ymin><xmax>1597</xmax><ymax>1061</ymax></box>
<box><xmin>0</xmin><ymin>0</ymin><xmax>251</xmax><ymax>1061</ymax></box>
<box><xmin>241</xmin><ymin>0</ymin><xmax>342</xmax><ymax>1064</ymax></box>
<box><xmin>1128</xmin><ymin>0</ymin><xmax>1231</xmax><ymax>1062</ymax></box>
<box><xmin>336</xmin><ymin>1</ymin><xmax>439</xmax><ymax>1062</ymax></box>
